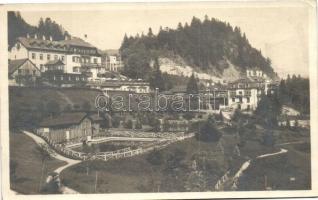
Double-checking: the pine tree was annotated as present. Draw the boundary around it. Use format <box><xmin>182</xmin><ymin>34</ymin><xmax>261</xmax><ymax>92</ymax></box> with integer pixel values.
<box><xmin>186</xmin><ymin>73</ymin><xmax>199</xmax><ymax>94</ymax></box>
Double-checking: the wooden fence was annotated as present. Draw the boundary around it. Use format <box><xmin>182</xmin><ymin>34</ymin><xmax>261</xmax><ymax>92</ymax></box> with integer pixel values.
<box><xmin>34</xmin><ymin>130</ymin><xmax>194</xmax><ymax>162</ymax></box>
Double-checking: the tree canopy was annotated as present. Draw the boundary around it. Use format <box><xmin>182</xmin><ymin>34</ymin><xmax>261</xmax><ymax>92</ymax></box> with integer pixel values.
<box><xmin>8</xmin><ymin>11</ymin><xmax>70</xmax><ymax>48</ymax></box>
<box><xmin>120</xmin><ymin>16</ymin><xmax>276</xmax><ymax>82</ymax></box>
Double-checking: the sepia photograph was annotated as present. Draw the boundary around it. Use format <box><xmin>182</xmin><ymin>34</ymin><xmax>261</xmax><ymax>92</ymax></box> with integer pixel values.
<box><xmin>0</xmin><ymin>1</ymin><xmax>317</xmax><ymax>199</ymax></box>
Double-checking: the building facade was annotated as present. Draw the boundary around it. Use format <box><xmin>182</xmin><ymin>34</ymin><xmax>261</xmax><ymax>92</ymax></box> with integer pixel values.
<box><xmin>101</xmin><ymin>51</ymin><xmax>123</xmax><ymax>72</ymax></box>
<box><xmin>227</xmin><ymin>78</ymin><xmax>263</xmax><ymax>111</ymax></box>
<box><xmin>37</xmin><ymin>112</ymin><xmax>92</xmax><ymax>143</ymax></box>
<box><xmin>88</xmin><ymin>79</ymin><xmax>150</xmax><ymax>93</ymax></box>
<box><xmin>8</xmin><ymin>58</ymin><xmax>41</xmax><ymax>86</ymax></box>
<box><xmin>9</xmin><ymin>35</ymin><xmax>102</xmax><ymax>77</ymax></box>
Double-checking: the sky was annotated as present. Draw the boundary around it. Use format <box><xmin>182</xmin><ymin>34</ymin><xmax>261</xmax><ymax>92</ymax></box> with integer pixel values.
<box><xmin>19</xmin><ymin>3</ymin><xmax>310</xmax><ymax>78</ymax></box>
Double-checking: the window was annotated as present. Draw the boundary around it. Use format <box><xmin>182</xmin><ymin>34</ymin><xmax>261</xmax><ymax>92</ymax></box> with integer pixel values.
<box><xmin>232</xmin><ymin>98</ymin><xmax>235</xmax><ymax>102</ymax></box>
<box><xmin>247</xmin><ymin>97</ymin><xmax>250</xmax><ymax>103</ymax></box>
<box><xmin>72</xmin><ymin>56</ymin><xmax>76</xmax><ymax>62</ymax></box>
<box><xmin>73</xmin><ymin>67</ymin><xmax>80</xmax><ymax>73</ymax></box>
<box><xmin>18</xmin><ymin>69</ymin><xmax>22</xmax><ymax>74</ymax></box>
<box><xmin>76</xmin><ymin>76</ymin><xmax>79</xmax><ymax>81</ymax></box>
<box><xmin>61</xmin><ymin>76</ymin><xmax>64</xmax><ymax>81</ymax></box>
<box><xmin>47</xmin><ymin>54</ymin><xmax>51</xmax><ymax>60</ymax></box>
<box><xmin>54</xmin><ymin>55</ymin><xmax>58</xmax><ymax>60</ymax></box>
<box><xmin>40</xmin><ymin>54</ymin><xmax>43</xmax><ymax>60</ymax></box>
<box><xmin>40</xmin><ymin>64</ymin><xmax>43</xmax><ymax>71</ymax></box>
<box><xmin>25</xmin><ymin>69</ymin><xmax>29</xmax><ymax>74</ymax></box>
<box><xmin>247</xmin><ymin>105</ymin><xmax>250</xmax><ymax>110</ymax></box>
<box><xmin>32</xmin><ymin>53</ymin><xmax>36</xmax><ymax>59</ymax></box>
<box><xmin>94</xmin><ymin>58</ymin><xmax>97</xmax><ymax>64</ymax></box>
<box><xmin>239</xmin><ymin>91</ymin><xmax>242</xmax><ymax>95</ymax></box>
<box><xmin>61</xmin><ymin>56</ymin><xmax>65</xmax><ymax>61</ymax></box>
<box><xmin>33</xmin><ymin>70</ymin><xmax>36</xmax><ymax>75</ymax></box>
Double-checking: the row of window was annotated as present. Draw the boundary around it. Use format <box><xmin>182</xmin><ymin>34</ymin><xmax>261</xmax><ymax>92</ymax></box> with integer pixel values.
<box><xmin>72</xmin><ymin>56</ymin><xmax>98</xmax><ymax>64</ymax></box>
<box><xmin>71</xmin><ymin>48</ymin><xmax>96</xmax><ymax>55</ymax></box>
<box><xmin>231</xmin><ymin>97</ymin><xmax>250</xmax><ymax>103</ymax></box>
<box><xmin>31</xmin><ymin>52</ymin><xmax>64</xmax><ymax>61</ymax></box>
<box><xmin>52</xmin><ymin>75</ymin><xmax>86</xmax><ymax>81</ymax></box>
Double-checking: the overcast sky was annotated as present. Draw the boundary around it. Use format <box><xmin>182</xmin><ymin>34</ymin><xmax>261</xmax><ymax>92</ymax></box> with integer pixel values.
<box><xmin>19</xmin><ymin>3</ymin><xmax>310</xmax><ymax>78</ymax></box>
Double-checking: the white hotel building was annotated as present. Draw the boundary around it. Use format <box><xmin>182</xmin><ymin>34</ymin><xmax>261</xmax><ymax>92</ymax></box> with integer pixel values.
<box><xmin>9</xmin><ymin>35</ymin><xmax>102</xmax><ymax>79</ymax></box>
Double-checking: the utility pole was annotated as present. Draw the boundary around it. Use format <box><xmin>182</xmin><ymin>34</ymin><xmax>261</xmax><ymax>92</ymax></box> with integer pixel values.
<box><xmin>94</xmin><ymin>171</ymin><xmax>98</xmax><ymax>193</ymax></box>
<box><xmin>264</xmin><ymin>175</ymin><xmax>267</xmax><ymax>190</ymax></box>
<box><xmin>213</xmin><ymin>89</ymin><xmax>216</xmax><ymax>110</ymax></box>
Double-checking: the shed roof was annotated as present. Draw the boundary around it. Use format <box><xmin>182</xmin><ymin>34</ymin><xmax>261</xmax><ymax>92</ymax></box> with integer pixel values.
<box><xmin>39</xmin><ymin>112</ymin><xmax>89</xmax><ymax>127</ymax></box>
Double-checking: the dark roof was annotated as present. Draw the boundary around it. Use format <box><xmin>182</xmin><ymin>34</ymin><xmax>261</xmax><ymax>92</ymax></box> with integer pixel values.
<box><xmin>102</xmin><ymin>49</ymin><xmax>119</xmax><ymax>56</ymax></box>
<box><xmin>169</xmin><ymin>85</ymin><xmax>187</xmax><ymax>93</ymax></box>
<box><xmin>45</xmin><ymin>60</ymin><xmax>65</xmax><ymax>66</ymax></box>
<box><xmin>8</xmin><ymin>59</ymin><xmax>39</xmax><ymax>76</ymax></box>
<box><xmin>8</xmin><ymin>58</ymin><xmax>29</xmax><ymax>75</ymax></box>
<box><xmin>17</xmin><ymin>37</ymin><xmax>98</xmax><ymax>53</ymax></box>
<box><xmin>39</xmin><ymin>112</ymin><xmax>89</xmax><ymax>127</ymax></box>
<box><xmin>17</xmin><ymin>37</ymin><xmax>67</xmax><ymax>52</ymax></box>
<box><xmin>60</xmin><ymin>37</ymin><xmax>95</xmax><ymax>48</ymax></box>
<box><xmin>88</xmin><ymin>113</ymin><xmax>104</xmax><ymax>122</ymax></box>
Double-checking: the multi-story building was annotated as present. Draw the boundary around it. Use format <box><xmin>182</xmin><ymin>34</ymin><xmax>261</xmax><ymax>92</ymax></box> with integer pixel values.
<box><xmin>246</xmin><ymin>68</ymin><xmax>267</xmax><ymax>78</ymax></box>
<box><xmin>101</xmin><ymin>51</ymin><xmax>123</xmax><ymax>72</ymax></box>
<box><xmin>9</xmin><ymin>34</ymin><xmax>102</xmax><ymax>79</ymax></box>
<box><xmin>88</xmin><ymin>79</ymin><xmax>150</xmax><ymax>93</ymax></box>
<box><xmin>227</xmin><ymin>77</ymin><xmax>265</xmax><ymax>111</ymax></box>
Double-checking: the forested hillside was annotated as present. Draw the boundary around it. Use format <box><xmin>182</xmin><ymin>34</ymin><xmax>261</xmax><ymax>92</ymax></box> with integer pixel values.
<box><xmin>278</xmin><ymin>75</ymin><xmax>310</xmax><ymax>114</ymax></box>
<box><xmin>120</xmin><ymin>16</ymin><xmax>276</xmax><ymax>81</ymax></box>
<box><xmin>8</xmin><ymin>11</ymin><xmax>70</xmax><ymax>48</ymax></box>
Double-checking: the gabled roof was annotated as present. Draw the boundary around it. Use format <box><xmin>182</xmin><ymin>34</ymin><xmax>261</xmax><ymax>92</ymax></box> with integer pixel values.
<box><xmin>60</xmin><ymin>37</ymin><xmax>95</xmax><ymax>48</ymax></box>
<box><xmin>8</xmin><ymin>58</ymin><xmax>39</xmax><ymax>75</ymax></box>
<box><xmin>8</xmin><ymin>58</ymin><xmax>28</xmax><ymax>75</ymax></box>
<box><xmin>16</xmin><ymin>37</ymin><xmax>99</xmax><ymax>53</ymax></box>
<box><xmin>17</xmin><ymin>37</ymin><xmax>67</xmax><ymax>52</ymax></box>
<box><xmin>88</xmin><ymin>113</ymin><xmax>104</xmax><ymax>122</ymax></box>
<box><xmin>39</xmin><ymin>112</ymin><xmax>89</xmax><ymax>127</ymax></box>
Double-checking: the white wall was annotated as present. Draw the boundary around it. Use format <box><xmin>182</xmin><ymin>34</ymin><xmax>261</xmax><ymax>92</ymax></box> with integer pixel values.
<box><xmin>28</xmin><ymin>50</ymin><xmax>66</xmax><ymax>71</ymax></box>
<box><xmin>9</xmin><ymin>42</ymin><xmax>28</xmax><ymax>60</ymax></box>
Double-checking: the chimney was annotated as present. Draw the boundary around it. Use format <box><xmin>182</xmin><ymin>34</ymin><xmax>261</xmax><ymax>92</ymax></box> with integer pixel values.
<box><xmin>26</xmin><ymin>33</ymin><xmax>30</xmax><ymax>38</ymax></box>
<box><xmin>34</xmin><ymin>34</ymin><xmax>37</xmax><ymax>39</ymax></box>
<box><xmin>49</xmin><ymin>36</ymin><xmax>53</xmax><ymax>41</ymax></box>
<box><xmin>42</xmin><ymin>35</ymin><xmax>46</xmax><ymax>40</ymax></box>
<box><xmin>84</xmin><ymin>34</ymin><xmax>87</xmax><ymax>39</ymax></box>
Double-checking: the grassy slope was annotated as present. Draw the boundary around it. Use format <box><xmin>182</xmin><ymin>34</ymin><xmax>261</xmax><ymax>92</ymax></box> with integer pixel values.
<box><xmin>10</xmin><ymin>87</ymin><xmax>102</xmax><ymax>110</ymax></box>
<box><xmin>237</xmin><ymin>128</ymin><xmax>311</xmax><ymax>191</ymax></box>
<box><xmin>237</xmin><ymin>143</ymin><xmax>311</xmax><ymax>190</ymax></box>
<box><xmin>61</xmin><ymin>137</ymin><xmax>233</xmax><ymax>193</ymax></box>
<box><xmin>10</xmin><ymin>131</ymin><xmax>66</xmax><ymax>194</ymax></box>
<box><xmin>9</xmin><ymin>87</ymin><xmax>103</xmax><ymax>127</ymax></box>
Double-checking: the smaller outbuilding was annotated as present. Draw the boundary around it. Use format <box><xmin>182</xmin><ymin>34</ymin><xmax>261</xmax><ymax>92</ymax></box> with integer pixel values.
<box><xmin>8</xmin><ymin>58</ymin><xmax>41</xmax><ymax>86</ymax></box>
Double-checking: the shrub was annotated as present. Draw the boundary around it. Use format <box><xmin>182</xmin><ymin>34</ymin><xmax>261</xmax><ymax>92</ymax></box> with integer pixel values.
<box><xmin>146</xmin><ymin>150</ymin><xmax>164</xmax><ymax>165</ymax></box>
<box><xmin>111</xmin><ymin>116</ymin><xmax>121</xmax><ymax>128</ymax></box>
<box><xmin>124</xmin><ymin>119</ymin><xmax>133</xmax><ymax>129</ymax></box>
<box><xmin>195</xmin><ymin>115</ymin><xmax>221</xmax><ymax>142</ymax></box>
<box><xmin>135</xmin><ymin>120</ymin><xmax>142</xmax><ymax>129</ymax></box>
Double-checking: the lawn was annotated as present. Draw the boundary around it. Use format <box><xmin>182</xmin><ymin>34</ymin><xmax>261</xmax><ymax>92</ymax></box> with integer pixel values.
<box><xmin>10</xmin><ymin>131</ymin><xmax>66</xmax><ymax>194</ymax></box>
<box><xmin>61</xmin><ymin>137</ymin><xmax>233</xmax><ymax>193</ymax></box>
<box><xmin>9</xmin><ymin>86</ymin><xmax>102</xmax><ymax>127</ymax></box>
<box><xmin>237</xmin><ymin>142</ymin><xmax>311</xmax><ymax>191</ymax></box>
